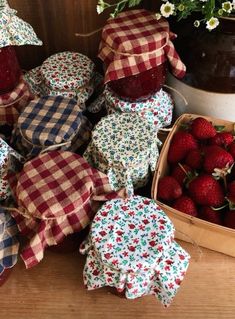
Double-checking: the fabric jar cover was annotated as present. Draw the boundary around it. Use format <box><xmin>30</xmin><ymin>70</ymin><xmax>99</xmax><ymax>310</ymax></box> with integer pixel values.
<box><xmin>0</xmin><ymin>207</ymin><xmax>19</xmax><ymax>277</ymax></box>
<box><xmin>0</xmin><ymin>76</ymin><xmax>34</xmax><ymax>125</ymax></box>
<box><xmin>13</xmin><ymin>95</ymin><xmax>92</xmax><ymax>158</ymax></box>
<box><xmin>83</xmin><ymin>113</ymin><xmax>160</xmax><ymax>196</ymax></box>
<box><xmin>80</xmin><ymin>195</ymin><xmax>190</xmax><ymax>306</ymax></box>
<box><xmin>9</xmin><ymin>150</ymin><xmax>126</xmax><ymax>268</ymax></box>
<box><xmin>24</xmin><ymin>64</ymin><xmax>105</xmax><ymax>113</ymax></box>
<box><xmin>105</xmin><ymin>86</ymin><xmax>174</xmax><ymax>127</ymax></box>
<box><xmin>0</xmin><ymin>137</ymin><xmax>23</xmax><ymax>201</ymax></box>
<box><xmin>0</xmin><ymin>0</ymin><xmax>42</xmax><ymax>47</ymax></box>
<box><xmin>98</xmin><ymin>9</ymin><xmax>186</xmax><ymax>84</ymax></box>
<box><xmin>39</xmin><ymin>51</ymin><xmax>98</xmax><ymax>104</ymax></box>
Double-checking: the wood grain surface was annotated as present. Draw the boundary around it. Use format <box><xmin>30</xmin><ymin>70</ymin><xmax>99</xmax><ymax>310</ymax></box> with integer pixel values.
<box><xmin>1</xmin><ymin>241</ymin><xmax>235</xmax><ymax>319</ymax></box>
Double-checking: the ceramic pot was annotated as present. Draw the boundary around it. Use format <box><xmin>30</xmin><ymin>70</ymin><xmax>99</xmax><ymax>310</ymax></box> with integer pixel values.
<box><xmin>173</xmin><ymin>16</ymin><xmax>235</xmax><ymax>93</ymax></box>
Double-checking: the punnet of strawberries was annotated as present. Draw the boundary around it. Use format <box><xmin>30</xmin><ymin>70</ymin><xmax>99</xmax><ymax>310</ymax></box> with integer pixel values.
<box><xmin>157</xmin><ymin>116</ymin><xmax>235</xmax><ymax>230</ymax></box>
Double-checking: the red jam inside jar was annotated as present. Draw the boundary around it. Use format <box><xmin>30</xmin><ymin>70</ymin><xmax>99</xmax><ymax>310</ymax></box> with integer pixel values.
<box><xmin>0</xmin><ymin>46</ymin><xmax>21</xmax><ymax>94</ymax></box>
<box><xmin>0</xmin><ymin>268</ymin><xmax>12</xmax><ymax>287</ymax></box>
<box><xmin>108</xmin><ymin>62</ymin><xmax>167</xmax><ymax>101</ymax></box>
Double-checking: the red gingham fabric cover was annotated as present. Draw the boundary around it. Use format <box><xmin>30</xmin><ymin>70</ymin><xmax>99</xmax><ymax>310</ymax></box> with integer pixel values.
<box><xmin>98</xmin><ymin>9</ymin><xmax>186</xmax><ymax>84</ymax></box>
<box><xmin>0</xmin><ymin>76</ymin><xmax>34</xmax><ymax>125</ymax></box>
<box><xmin>9</xmin><ymin>151</ymin><xmax>126</xmax><ymax>269</ymax></box>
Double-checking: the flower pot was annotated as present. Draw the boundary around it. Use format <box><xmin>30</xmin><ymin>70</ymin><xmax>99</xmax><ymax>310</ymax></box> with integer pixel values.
<box><xmin>173</xmin><ymin>16</ymin><xmax>235</xmax><ymax>93</ymax></box>
<box><xmin>0</xmin><ymin>46</ymin><xmax>21</xmax><ymax>94</ymax></box>
<box><xmin>167</xmin><ymin>73</ymin><xmax>235</xmax><ymax>120</ymax></box>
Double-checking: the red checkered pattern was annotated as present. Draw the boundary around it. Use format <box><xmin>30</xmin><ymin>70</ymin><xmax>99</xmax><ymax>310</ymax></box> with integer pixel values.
<box><xmin>9</xmin><ymin>151</ymin><xmax>126</xmax><ymax>268</ymax></box>
<box><xmin>0</xmin><ymin>76</ymin><xmax>34</xmax><ymax>125</ymax></box>
<box><xmin>98</xmin><ymin>9</ymin><xmax>186</xmax><ymax>84</ymax></box>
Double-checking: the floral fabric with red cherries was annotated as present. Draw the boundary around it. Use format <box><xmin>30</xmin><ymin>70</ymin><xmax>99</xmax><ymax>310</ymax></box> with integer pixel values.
<box><xmin>80</xmin><ymin>195</ymin><xmax>190</xmax><ymax>307</ymax></box>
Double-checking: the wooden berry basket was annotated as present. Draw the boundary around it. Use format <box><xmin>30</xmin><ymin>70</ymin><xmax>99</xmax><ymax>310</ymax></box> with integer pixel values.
<box><xmin>151</xmin><ymin>113</ymin><xmax>235</xmax><ymax>257</ymax></box>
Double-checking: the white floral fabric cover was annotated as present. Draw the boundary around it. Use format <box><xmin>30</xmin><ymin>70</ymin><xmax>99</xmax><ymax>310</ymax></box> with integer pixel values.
<box><xmin>0</xmin><ymin>0</ymin><xmax>42</xmax><ymax>47</ymax></box>
<box><xmin>23</xmin><ymin>52</ymin><xmax>104</xmax><ymax>107</ymax></box>
<box><xmin>84</xmin><ymin>113</ymin><xmax>160</xmax><ymax>196</ymax></box>
<box><xmin>105</xmin><ymin>86</ymin><xmax>174</xmax><ymax>127</ymax></box>
<box><xmin>80</xmin><ymin>196</ymin><xmax>190</xmax><ymax>306</ymax></box>
<box><xmin>0</xmin><ymin>137</ymin><xmax>23</xmax><ymax>200</ymax></box>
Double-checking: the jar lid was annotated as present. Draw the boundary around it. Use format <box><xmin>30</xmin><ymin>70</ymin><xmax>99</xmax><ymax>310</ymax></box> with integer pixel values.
<box><xmin>17</xmin><ymin>95</ymin><xmax>86</xmax><ymax>146</ymax></box>
<box><xmin>40</xmin><ymin>52</ymin><xmax>95</xmax><ymax>91</ymax></box>
<box><xmin>0</xmin><ymin>76</ymin><xmax>31</xmax><ymax>105</ymax></box>
<box><xmin>12</xmin><ymin>150</ymin><xmax>126</xmax><ymax>268</ymax></box>
<box><xmin>0</xmin><ymin>208</ymin><xmax>19</xmax><ymax>276</ymax></box>
<box><xmin>0</xmin><ymin>1</ymin><xmax>42</xmax><ymax>47</ymax></box>
<box><xmin>80</xmin><ymin>196</ymin><xmax>190</xmax><ymax>306</ymax></box>
<box><xmin>98</xmin><ymin>9</ymin><xmax>186</xmax><ymax>83</ymax></box>
<box><xmin>87</xmin><ymin>113</ymin><xmax>157</xmax><ymax>167</ymax></box>
<box><xmin>0</xmin><ymin>137</ymin><xmax>23</xmax><ymax>200</ymax></box>
<box><xmin>105</xmin><ymin>86</ymin><xmax>173</xmax><ymax>127</ymax></box>
<box><xmin>91</xmin><ymin>196</ymin><xmax>175</xmax><ymax>272</ymax></box>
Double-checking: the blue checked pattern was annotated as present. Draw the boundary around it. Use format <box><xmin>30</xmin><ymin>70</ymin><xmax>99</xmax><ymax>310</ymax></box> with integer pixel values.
<box><xmin>14</xmin><ymin>96</ymin><xmax>91</xmax><ymax>157</ymax></box>
<box><xmin>0</xmin><ymin>208</ymin><xmax>19</xmax><ymax>275</ymax></box>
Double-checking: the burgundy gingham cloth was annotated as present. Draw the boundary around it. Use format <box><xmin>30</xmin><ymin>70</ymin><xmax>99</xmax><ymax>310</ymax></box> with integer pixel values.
<box><xmin>0</xmin><ymin>76</ymin><xmax>34</xmax><ymax>125</ymax></box>
<box><xmin>98</xmin><ymin>9</ymin><xmax>186</xmax><ymax>84</ymax></box>
<box><xmin>9</xmin><ymin>151</ymin><xmax>126</xmax><ymax>268</ymax></box>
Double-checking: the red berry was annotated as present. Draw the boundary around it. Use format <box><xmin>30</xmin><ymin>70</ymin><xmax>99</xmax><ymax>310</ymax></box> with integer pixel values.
<box><xmin>228</xmin><ymin>142</ymin><xmax>235</xmax><ymax>159</ymax></box>
<box><xmin>199</xmin><ymin>206</ymin><xmax>223</xmax><ymax>225</ymax></box>
<box><xmin>203</xmin><ymin>145</ymin><xmax>234</xmax><ymax>173</ymax></box>
<box><xmin>171</xmin><ymin>164</ymin><xmax>192</xmax><ymax>186</ymax></box>
<box><xmin>185</xmin><ymin>149</ymin><xmax>203</xmax><ymax>169</ymax></box>
<box><xmin>191</xmin><ymin>117</ymin><xmax>216</xmax><ymax>140</ymax></box>
<box><xmin>167</xmin><ymin>131</ymin><xmax>198</xmax><ymax>164</ymax></box>
<box><xmin>157</xmin><ymin>176</ymin><xmax>182</xmax><ymax>201</ymax></box>
<box><xmin>224</xmin><ymin>210</ymin><xmax>235</xmax><ymax>229</ymax></box>
<box><xmin>173</xmin><ymin>196</ymin><xmax>198</xmax><ymax>216</ymax></box>
<box><xmin>209</xmin><ymin>132</ymin><xmax>234</xmax><ymax>147</ymax></box>
<box><xmin>227</xmin><ymin>181</ymin><xmax>235</xmax><ymax>204</ymax></box>
<box><xmin>188</xmin><ymin>175</ymin><xmax>224</xmax><ymax>207</ymax></box>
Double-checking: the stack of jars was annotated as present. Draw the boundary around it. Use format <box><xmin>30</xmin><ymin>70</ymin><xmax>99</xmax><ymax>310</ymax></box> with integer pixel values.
<box><xmin>98</xmin><ymin>9</ymin><xmax>186</xmax><ymax>128</ymax></box>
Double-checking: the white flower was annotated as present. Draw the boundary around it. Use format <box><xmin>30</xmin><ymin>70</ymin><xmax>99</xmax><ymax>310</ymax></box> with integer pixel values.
<box><xmin>160</xmin><ymin>2</ymin><xmax>175</xmax><ymax>18</ymax></box>
<box><xmin>206</xmin><ymin>17</ymin><xmax>220</xmax><ymax>30</ymax></box>
<box><xmin>199</xmin><ymin>0</ymin><xmax>207</xmax><ymax>2</ymax></box>
<box><xmin>155</xmin><ymin>13</ymin><xmax>162</xmax><ymax>20</ymax></box>
<box><xmin>96</xmin><ymin>5</ymin><xmax>104</xmax><ymax>14</ymax></box>
<box><xmin>222</xmin><ymin>1</ymin><xmax>233</xmax><ymax>13</ymax></box>
<box><xmin>233</xmin><ymin>0</ymin><xmax>235</xmax><ymax>9</ymax></box>
<box><xmin>194</xmin><ymin>20</ymin><xmax>200</xmax><ymax>27</ymax></box>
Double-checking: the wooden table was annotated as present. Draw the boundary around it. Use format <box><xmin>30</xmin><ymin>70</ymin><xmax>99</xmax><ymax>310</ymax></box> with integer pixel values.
<box><xmin>1</xmin><ymin>241</ymin><xmax>235</xmax><ymax>319</ymax></box>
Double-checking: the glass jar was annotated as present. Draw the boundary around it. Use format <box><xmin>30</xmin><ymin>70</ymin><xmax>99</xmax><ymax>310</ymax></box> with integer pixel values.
<box><xmin>108</xmin><ymin>63</ymin><xmax>167</xmax><ymax>101</ymax></box>
<box><xmin>0</xmin><ymin>268</ymin><xmax>12</xmax><ymax>287</ymax></box>
<box><xmin>0</xmin><ymin>46</ymin><xmax>21</xmax><ymax>94</ymax></box>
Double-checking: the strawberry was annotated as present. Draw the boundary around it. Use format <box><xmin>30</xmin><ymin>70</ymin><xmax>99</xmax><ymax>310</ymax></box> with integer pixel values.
<box><xmin>157</xmin><ymin>176</ymin><xmax>182</xmax><ymax>201</ymax></box>
<box><xmin>185</xmin><ymin>149</ymin><xmax>203</xmax><ymax>169</ymax></box>
<box><xmin>224</xmin><ymin>210</ymin><xmax>235</xmax><ymax>229</ymax></box>
<box><xmin>167</xmin><ymin>131</ymin><xmax>198</xmax><ymax>164</ymax></box>
<box><xmin>227</xmin><ymin>181</ymin><xmax>235</xmax><ymax>204</ymax></box>
<box><xmin>199</xmin><ymin>206</ymin><xmax>223</xmax><ymax>225</ymax></box>
<box><xmin>209</xmin><ymin>132</ymin><xmax>234</xmax><ymax>147</ymax></box>
<box><xmin>188</xmin><ymin>174</ymin><xmax>224</xmax><ymax>207</ymax></box>
<box><xmin>228</xmin><ymin>142</ymin><xmax>235</xmax><ymax>159</ymax></box>
<box><xmin>173</xmin><ymin>195</ymin><xmax>198</xmax><ymax>216</ymax></box>
<box><xmin>171</xmin><ymin>164</ymin><xmax>192</xmax><ymax>186</ymax></box>
<box><xmin>191</xmin><ymin>117</ymin><xmax>216</xmax><ymax>140</ymax></box>
<box><xmin>203</xmin><ymin>145</ymin><xmax>234</xmax><ymax>173</ymax></box>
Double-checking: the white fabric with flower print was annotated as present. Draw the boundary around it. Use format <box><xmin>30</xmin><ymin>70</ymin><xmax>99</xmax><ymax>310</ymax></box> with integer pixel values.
<box><xmin>80</xmin><ymin>196</ymin><xmax>190</xmax><ymax>306</ymax></box>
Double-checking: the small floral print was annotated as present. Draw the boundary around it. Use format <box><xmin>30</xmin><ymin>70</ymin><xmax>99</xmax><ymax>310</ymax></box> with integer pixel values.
<box><xmin>80</xmin><ymin>196</ymin><xmax>190</xmax><ymax>306</ymax></box>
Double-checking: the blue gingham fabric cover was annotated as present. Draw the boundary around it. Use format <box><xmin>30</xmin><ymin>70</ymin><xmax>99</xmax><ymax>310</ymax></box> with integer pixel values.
<box><xmin>0</xmin><ymin>208</ymin><xmax>19</xmax><ymax>275</ymax></box>
<box><xmin>13</xmin><ymin>95</ymin><xmax>91</xmax><ymax>158</ymax></box>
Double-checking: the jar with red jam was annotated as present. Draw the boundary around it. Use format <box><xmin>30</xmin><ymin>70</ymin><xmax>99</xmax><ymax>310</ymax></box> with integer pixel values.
<box><xmin>0</xmin><ymin>46</ymin><xmax>21</xmax><ymax>94</ymax></box>
<box><xmin>98</xmin><ymin>9</ymin><xmax>186</xmax><ymax>101</ymax></box>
